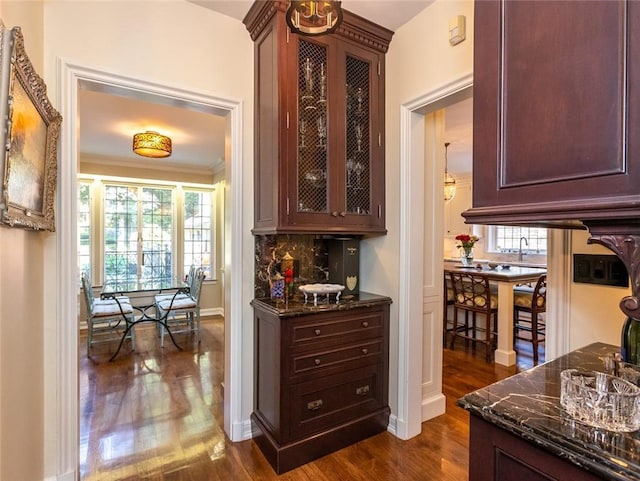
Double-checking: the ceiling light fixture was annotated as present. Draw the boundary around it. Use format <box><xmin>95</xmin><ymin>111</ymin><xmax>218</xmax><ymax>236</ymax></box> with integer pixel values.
<box><xmin>444</xmin><ymin>142</ymin><xmax>457</xmax><ymax>201</ymax></box>
<box><xmin>132</xmin><ymin>131</ymin><xmax>172</xmax><ymax>158</ymax></box>
<box><xmin>286</xmin><ymin>1</ymin><xmax>343</xmax><ymax>36</ymax></box>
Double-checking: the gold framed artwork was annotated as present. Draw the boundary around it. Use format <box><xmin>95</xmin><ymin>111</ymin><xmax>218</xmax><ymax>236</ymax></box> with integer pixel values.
<box><xmin>0</xmin><ymin>23</ymin><xmax>62</xmax><ymax>231</ymax></box>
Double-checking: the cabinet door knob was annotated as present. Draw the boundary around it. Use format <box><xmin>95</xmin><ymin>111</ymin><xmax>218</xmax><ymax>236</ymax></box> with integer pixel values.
<box><xmin>339</xmin><ymin>211</ymin><xmax>346</xmax><ymax>217</ymax></box>
<box><xmin>307</xmin><ymin>399</ymin><xmax>323</xmax><ymax>410</ymax></box>
<box><xmin>361</xmin><ymin>348</ymin><xmax>368</xmax><ymax>355</ymax></box>
<box><xmin>331</xmin><ymin>211</ymin><xmax>338</xmax><ymax>217</ymax></box>
<box><xmin>314</xmin><ymin>329</ymin><xmax>321</xmax><ymax>336</ymax></box>
<box><xmin>314</xmin><ymin>358</ymin><xmax>321</xmax><ymax>365</ymax></box>
<box><xmin>362</xmin><ymin>321</ymin><xmax>369</xmax><ymax>328</ymax></box>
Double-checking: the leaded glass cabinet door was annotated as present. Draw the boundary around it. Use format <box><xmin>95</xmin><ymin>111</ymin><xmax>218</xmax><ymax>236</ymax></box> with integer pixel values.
<box><xmin>338</xmin><ymin>42</ymin><xmax>384</xmax><ymax>231</ymax></box>
<box><xmin>295</xmin><ymin>38</ymin><xmax>330</xmax><ymax>219</ymax></box>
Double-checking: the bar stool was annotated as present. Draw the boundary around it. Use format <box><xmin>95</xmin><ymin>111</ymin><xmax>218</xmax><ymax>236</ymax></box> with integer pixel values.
<box><xmin>448</xmin><ymin>271</ymin><xmax>499</xmax><ymax>362</ymax></box>
<box><xmin>513</xmin><ymin>274</ymin><xmax>547</xmax><ymax>364</ymax></box>
<box><xmin>443</xmin><ymin>274</ymin><xmax>456</xmax><ymax>345</ymax></box>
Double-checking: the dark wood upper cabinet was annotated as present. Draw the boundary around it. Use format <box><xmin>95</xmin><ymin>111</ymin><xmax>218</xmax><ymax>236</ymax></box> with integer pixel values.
<box><xmin>464</xmin><ymin>0</ymin><xmax>640</xmax><ymax>227</ymax></box>
<box><xmin>244</xmin><ymin>1</ymin><xmax>392</xmax><ymax>235</ymax></box>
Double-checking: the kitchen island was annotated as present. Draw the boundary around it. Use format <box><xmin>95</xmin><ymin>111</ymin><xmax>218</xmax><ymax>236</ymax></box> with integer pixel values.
<box><xmin>458</xmin><ymin>342</ymin><xmax>639</xmax><ymax>481</ymax></box>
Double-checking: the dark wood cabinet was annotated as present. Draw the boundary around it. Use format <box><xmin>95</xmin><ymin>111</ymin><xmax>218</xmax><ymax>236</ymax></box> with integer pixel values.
<box><xmin>244</xmin><ymin>1</ymin><xmax>392</xmax><ymax>235</ymax></box>
<box><xmin>464</xmin><ymin>0</ymin><xmax>640</xmax><ymax>226</ymax></box>
<box><xmin>469</xmin><ymin>416</ymin><xmax>602</xmax><ymax>481</ymax></box>
<box><xmin>251</xmin><ymin>298</ymin><xmax>391</xmax><ymax>473</ymax></box>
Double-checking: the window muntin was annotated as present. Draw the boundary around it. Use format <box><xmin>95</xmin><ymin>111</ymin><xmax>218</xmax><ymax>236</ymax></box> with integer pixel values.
<box><xmin>183</xmin><ymin>190</ymin><xmax>212</xmax><ymax>279</ymax></box>
<box><xmin>78</xmin><ymin>177</ymin><xmax>215</xmax><ymax>286</ymax></box>
<box><xmin>103</xmin><ymin>184</ymin><xmax>174</xmax><ymax>284</ymax></box>
<box><xmin>489</xmin><ymin>226</ymin><xmax>547</xmax><ymax>254</ymax></box>
<box><xmin>77</xmin><ymin>182</ymin><xmax>92</xmax><ymax>278</ymax></box>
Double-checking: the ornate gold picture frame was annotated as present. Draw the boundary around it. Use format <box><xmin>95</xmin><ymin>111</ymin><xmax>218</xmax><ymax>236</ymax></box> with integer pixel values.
<box><xmin>0</xmin><ymin>24</ymin><xmax>61</xmax><ymax>231</ymax></box>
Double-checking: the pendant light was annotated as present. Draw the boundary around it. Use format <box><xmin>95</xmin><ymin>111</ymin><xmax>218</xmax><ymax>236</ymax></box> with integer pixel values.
<box><xmin>444</xmin><ymin>142</ymin><xmax>456</xmax><ymax>201</ymax></box>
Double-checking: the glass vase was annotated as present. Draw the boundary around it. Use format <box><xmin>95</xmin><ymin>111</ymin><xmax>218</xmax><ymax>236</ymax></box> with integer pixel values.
<box><xmin>460</xmin><ymin>247</ymin><xmax>474</xmax><ymax>267</ymax></box>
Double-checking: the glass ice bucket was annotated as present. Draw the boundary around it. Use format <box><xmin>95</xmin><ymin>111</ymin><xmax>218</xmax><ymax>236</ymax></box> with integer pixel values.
<box><xmin>560</xmin><ymin>369</ymin><xmax>640</xmax><ymax>432</ymax></box>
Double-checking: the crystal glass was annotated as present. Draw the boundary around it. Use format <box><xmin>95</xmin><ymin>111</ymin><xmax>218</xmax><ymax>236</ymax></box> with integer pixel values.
<box><xmin>317</xmin><ymin>115</ymin><xmax>326</xmax><ymax>148</ymax></box>
<box><xmin>303</xmin><ymin>57</ymin><xmax>314</xmax><ymax>100</ymax></box>
<box><xmin>560</xmin><ymin>369</ymin><xmax>640</xmax><ymax>432</ymax></box>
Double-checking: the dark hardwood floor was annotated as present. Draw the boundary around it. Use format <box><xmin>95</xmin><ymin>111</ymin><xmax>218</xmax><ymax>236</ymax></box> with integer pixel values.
<box><xmin>79</xmin><ymin>317</ymin><xmax>539</xmax><ymax>480</ymax></box>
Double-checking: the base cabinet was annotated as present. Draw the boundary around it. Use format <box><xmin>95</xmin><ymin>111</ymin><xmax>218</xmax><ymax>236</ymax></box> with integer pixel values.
<box><xmin>251</xmin><ymin>299</ymin><xmax>390</xmax><ymax>473</ymax></box>
<box><xmin>469</xmin><ymin>416</ymin><xmax>602</xmax><ymax>481</ymax></box>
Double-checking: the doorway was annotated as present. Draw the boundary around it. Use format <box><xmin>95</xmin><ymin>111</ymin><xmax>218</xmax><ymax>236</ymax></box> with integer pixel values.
<box><xmin>53</xmin><ymin>61</ymin><xmax>245</xmax><ymax>477</ymax></box>
<box><xmin>398</xmin><ymin>75</ymin><xmax>569</xmax><ymax>439</ymax></box>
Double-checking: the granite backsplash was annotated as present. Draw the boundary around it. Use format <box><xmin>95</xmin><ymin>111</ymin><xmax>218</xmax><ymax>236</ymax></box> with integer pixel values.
<box><xmin>254</xmin><ymin>235</ymin><xmax>332</xmax><ymax>298</ymax></box>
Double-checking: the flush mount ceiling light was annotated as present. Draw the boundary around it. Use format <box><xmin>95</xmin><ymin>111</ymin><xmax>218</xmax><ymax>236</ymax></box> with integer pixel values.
<box><xmin>444</xmin><ymin>142</ymin><xmax>457</xmax><ymax>201</ymax></box>
<box><xmin>132</xmin><ymin>131</ymin><xmax>172</xmax><ymax>158</ymax></box>
<box><xmin>286</xmin><ymin>1</ymin><xmax>343</xmax><ymax>36</ymax></box>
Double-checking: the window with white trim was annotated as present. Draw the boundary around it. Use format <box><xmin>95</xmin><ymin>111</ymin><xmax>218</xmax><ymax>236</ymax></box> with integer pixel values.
<box><xmin>183</xmin><ymin>189</ymin><xmax>213</xmax><ymax>279</ymax></box>
<box><xmin>77</xmin><ymin>181</ymin><xmax>92</xmax><ymax>277</ymax></box>
<box><xmin>77</xmin><ymin>176</ymin><xmax>216</xmax><ymax>285</ymax></box>
<box><xmin>103</xmin><ymin>184</ymin><xmax>173</xmax><ymax>283</ymax></box>
<box><xmin>488</xmin><ymin>226</ymin><xmax>547</xmax><ymax>254</ymax></box>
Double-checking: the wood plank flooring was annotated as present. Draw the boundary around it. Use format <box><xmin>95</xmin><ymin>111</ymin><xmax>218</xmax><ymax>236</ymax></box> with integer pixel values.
<box><xmin>79</xmin><ymin>317</ymin><xmax>539</xmax><ymax>480</ymax></box>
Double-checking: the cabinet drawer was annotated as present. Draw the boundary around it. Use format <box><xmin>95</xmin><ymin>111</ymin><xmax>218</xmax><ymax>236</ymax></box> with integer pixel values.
<box><xmin>289</xmin><ymin>365</ymin><xmax>384</xmax><ymax>439</ymax></box>
<box><xmin>290</xmin><ymin>310</ymin><xmax>384</xmax><ymax>346</ymax></box>
<box><xmin>291</xmin><ymin>339</ymin><xmax>382</xmax><ymax>378</ymax></box>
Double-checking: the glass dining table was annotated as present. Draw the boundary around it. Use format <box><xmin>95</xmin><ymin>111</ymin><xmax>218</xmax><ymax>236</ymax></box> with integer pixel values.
<box><xmin>444</xmin><ymin>262</ymin><xmax>547</xmax><ymax>366</ymax></box>
<box><xmin>101</xmin><ymin>277</ymin><xmax>190</xmax><ymax>361</ymax></box>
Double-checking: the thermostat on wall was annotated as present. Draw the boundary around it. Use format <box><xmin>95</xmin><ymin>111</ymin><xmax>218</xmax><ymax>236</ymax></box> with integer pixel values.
<box><xmin>449</xmin><ymin>15</ymin><xmax>466</xmax><ymax>46</ymax></box>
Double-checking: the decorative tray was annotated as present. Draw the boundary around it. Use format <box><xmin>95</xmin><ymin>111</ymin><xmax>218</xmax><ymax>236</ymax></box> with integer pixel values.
<box><xmin>299</xmin><ymin>283</ymin><xmax>345</xmax><ymax>305</ymax></box>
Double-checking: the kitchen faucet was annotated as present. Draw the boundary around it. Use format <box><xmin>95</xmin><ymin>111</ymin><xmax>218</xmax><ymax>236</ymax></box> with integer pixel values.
<box><xmin>518</xmin><ymin>237</ymin><xmax>529</xmax><ymax>261</ymax></box>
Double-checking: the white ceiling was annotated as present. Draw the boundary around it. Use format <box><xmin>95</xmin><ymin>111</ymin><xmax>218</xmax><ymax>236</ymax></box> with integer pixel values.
<box><xmin>79</xmin><ymin>1</ymin><xmax>473</xmax><ymax>177</ymax></box>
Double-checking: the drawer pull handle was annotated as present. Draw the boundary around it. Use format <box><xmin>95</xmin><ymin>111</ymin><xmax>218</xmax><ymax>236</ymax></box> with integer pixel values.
<box><xmin>361</xmin><ymin>348</ymin><xmax>368</xmax><ymax>355</ymax></box>
<box><xmin>314</xmin><ymin>358</ymin><xmax>321</xmax><ymax>365</ymax></box>
<box><xmin>314</xmin><ymin>329</ymin><xmax>321</xmax><ymax>336</ymax></box>
<box><xmin>362</xmin><ymin>321</ymin><xmax>369</xmax><ymax>328</ymax></box>
<box><xmin>307</xmin><ymin>399</ymin><xmax>323</xmax><ymax>410</ymax></box>
<box><xmin>356</xmin><ymin>385</ymin><xmax>370</xmax><ymax>396</ymax></box>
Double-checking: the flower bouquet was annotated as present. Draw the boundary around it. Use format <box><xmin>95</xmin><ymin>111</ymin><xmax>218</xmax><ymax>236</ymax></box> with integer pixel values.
<box><xmin>455</xmin><ymin>234</ymin><xmax>479</xmax><ymax>266</ymax></box>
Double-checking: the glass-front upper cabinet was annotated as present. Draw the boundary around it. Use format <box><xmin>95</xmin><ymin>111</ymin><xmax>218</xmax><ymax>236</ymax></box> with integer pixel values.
<box><xmin>296</xmin><ymin>39</ymin><xmax>329</xmax><ymax>216</ymax></box>
<box><xmin>245</xmin><ymin>3</ymin><xmax>391</xmax><ymax>235</ymax></box>
<box><xmin>287</xmin><ymin>36</ymin><xmax>385</xmax><ymax>233</ymax></box>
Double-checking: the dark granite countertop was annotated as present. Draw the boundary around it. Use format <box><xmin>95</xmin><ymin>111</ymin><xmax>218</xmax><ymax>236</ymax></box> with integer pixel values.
<box><xmin>251</xmin><ymin>291</ymin><xmax>392</xmax><ymax>318</ymax></box>
<box><xmin>458</xmin><ymin>342</ymin><xmax>640</xmax><ymax>481</ymax></box>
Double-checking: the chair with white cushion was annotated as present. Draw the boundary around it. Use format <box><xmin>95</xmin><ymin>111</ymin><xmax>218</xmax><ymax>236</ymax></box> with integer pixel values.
<box><xmin>155</xmin><ymin>268</ymin><xmax>205</xmax><ymax>347</ymax></box>
<box><xmin>81</xmin><ymin>272</ymin><xmax>135</xmax><ymax>357</ymax></box>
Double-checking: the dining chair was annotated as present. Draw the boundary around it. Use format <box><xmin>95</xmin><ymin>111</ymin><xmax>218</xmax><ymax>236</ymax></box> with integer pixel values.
<box><xmin>81</xmin><ymin>271</ymin><xmax>135</xmax><ymax>357</ymax></box>
<box><xmin>513</xmin><ymin>274</ymin><xmax>547</xmax><ymax>364</ymax></box>
<box><xmin>155</xmin><ymin>268</ymin><xmax>205</xmax><ymax>347</ymax></box>
<box><xmin>448</xmin><ymin>271</ymin><xmax>499</xmax><ymax>362</ymax></box>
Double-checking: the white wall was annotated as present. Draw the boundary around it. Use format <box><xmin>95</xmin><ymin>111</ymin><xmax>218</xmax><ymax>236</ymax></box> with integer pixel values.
<box><xmin>569</xmin><ymin>230</ymin><xmax>631</xmax><ymax>350</ymax></box>
<box><xmin>0</xmin><ymin>3</ymin><xmax>46</xmax><ymax>480</ymax></box>
<box><xmin>363</xmin><ymin>0</ymin><xmax>475</xmax><ymax>428</ymax></box>
<box><xmin>41</xmin><ymin>1</ymin><xmax>254</xmax><ymax>479</ymax></box>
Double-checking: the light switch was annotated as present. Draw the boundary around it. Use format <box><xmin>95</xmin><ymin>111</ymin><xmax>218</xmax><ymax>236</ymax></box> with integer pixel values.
<box><xmin>449</xmin><ymin>15</ymin><xmax>466</xmax><ymax>46</ymax></box>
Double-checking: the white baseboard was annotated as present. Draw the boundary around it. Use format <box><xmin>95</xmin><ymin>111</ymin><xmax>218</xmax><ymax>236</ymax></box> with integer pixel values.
<box><xmin>201</xmin><ymin>307</ymin><xmax>224</xmax><ymax>318</ymax></box>
<box><xmin>233</xmin><ymin>418</ymin><xmax>253</xmax><ymax>441</ymax></box>
<box><xmin>386</xmin><ymin>414</ymin><xmax>398</xmax><ymax>436</ymax></box>
<box><xmin>44</xmin><ymin>470</ymin><xmax>75</xmax><ymax>481</ymax></box>
<box><xmin>421</xmin><ymin>393</ymin><xmax>446</xmax><ymax>421</ymax></box>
